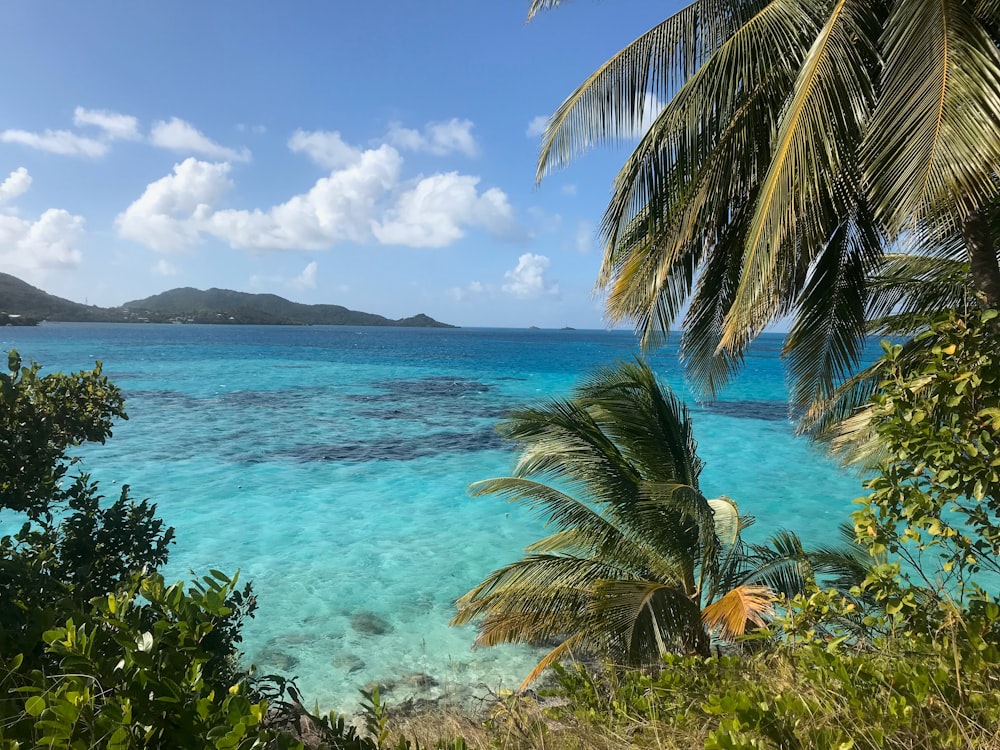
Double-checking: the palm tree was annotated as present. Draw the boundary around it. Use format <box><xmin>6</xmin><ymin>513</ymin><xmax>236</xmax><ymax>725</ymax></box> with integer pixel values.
<box><xmin>526</xmin><ymin>0</ymin><xmax>1000</xmax><ymax>421</ymax></box>
<box><xmin>451</xmin><ymin>359</ymin><xmax>819</xmax><ymax>688</ymax></box>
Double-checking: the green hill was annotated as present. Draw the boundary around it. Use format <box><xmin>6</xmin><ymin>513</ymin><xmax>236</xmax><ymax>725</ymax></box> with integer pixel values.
<box><xmin>0</xmin><ymin>273</ymin><xmax>121</xmax><ymax>323</ymax></box>
<box><xmin>0</xmin><ymin>273</ymin><xmax>456</xmax><ymax>328</ymax></box>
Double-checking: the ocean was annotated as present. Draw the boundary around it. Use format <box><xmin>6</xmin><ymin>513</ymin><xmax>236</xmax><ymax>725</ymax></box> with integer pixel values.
<box><xmin>0</xmin><ymin>323</ymin><xmax>865</xmax><ymax>712</ymax></box>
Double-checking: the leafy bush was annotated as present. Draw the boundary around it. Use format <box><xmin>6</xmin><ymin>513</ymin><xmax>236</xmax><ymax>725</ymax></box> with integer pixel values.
<box><xmin>548</xmin><ymin>636</ymin><xmax>1000</xmax><ymax>750</ymax></box>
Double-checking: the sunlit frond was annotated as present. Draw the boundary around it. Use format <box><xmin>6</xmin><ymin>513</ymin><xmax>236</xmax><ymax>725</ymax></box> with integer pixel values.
<box><xmin>701</xmin><ymin>584</ymin><xmax>774</xmax><ymax>640</ymax></box>
<box><xmin>721</xmin><ymin>0</ymin><xmax>881</xmax><ymax>353</ymax></box>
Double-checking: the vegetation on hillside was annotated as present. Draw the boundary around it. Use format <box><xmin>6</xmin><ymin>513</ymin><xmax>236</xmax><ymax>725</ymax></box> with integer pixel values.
<box><xmin>0</xmin><ymin>272</ymin><xmax>455</xmax><ymax>327</ymax></box>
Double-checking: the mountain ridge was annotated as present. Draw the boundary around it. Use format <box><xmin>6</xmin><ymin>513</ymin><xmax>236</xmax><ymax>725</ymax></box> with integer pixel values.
<box><xmin>0</xmin><ymin>273</ymin><xmax>456</xmax><ymax>328</ymax></box>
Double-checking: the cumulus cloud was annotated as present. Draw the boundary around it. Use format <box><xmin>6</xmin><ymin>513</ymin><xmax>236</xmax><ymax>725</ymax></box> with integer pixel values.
<box><xmin>207</xmin><ymin>145</ymin><xmax>402</xmax><ymax>250</ymax></box>
<box><xmin>150</xmin><ymin>118</ymin><xmax>250</xmax><ymax>162</ymax></box>
<box><xmin>0</xmin><ymin>129</ymin><xmax>107</xmax><ymax>157</ymax></box>
<box><xmin>0</xmin><ymin>168</ymin><xmax>84</xmax><ymax>276</ymax></box>
<box><xmin>288</xmin><ymin>129</ymin><xmax>361</xmax><ymax>169</ymax></box>
<box><xmin>503</xmin><ymin>253</ymin><xmax>558</xmax><ymax>298</ymax></box>
<box><xmin>73</xmin><ymin>107</ymin><xmax>140</xmax><ymax>141</ymax></box>
<box><xmin>373</xmin><ymin>172</ymin><xmax>514</xmax><ymax>247</ymax></box>
<box><xmin>116</xmin><ymin>158</ymin><xmax>234</xmax><ymax>251</ymax></box>
<box><xmin>0</xmin><ymin>209</ymin><xmax>85</xmax><ymax>273</ymax></box>
<box><xmin>388</xmin><ymin>118</ymin><xmax>478</xmax><ymax>157</ymax></box>
<box><xmin>526</xmin><ymin>115</ymin><xmax>548</xmax><ymax>138</ymax></box>
<box><xmin>119</xmin><ymin>130</ymin><xmax>518</xmax><ymax>254</ymax></box>
<box><xmin>0</xmin><ymin>167</ymin><xmax>31</xmax><ymax>203</ymax></box>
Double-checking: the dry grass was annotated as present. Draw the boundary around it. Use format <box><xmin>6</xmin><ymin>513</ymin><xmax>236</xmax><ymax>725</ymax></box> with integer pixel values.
<box><xmin>384</xmin><ymin>692</ymin><xmax>710</xmax><ymax>750</ymax></box>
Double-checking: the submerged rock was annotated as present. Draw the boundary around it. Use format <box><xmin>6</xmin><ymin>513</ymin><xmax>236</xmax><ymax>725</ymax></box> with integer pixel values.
<box><xmin>401</xmin><ymin>672</ymin><xmax>438</xmax><ymax>690</ymax></box>
<box><xmin>331</xmin><ymin>652</ymin><xmax>366</xmax><ymax>674</ymax></box>
<box><xmin>350</xmin><ymin>611</ymin><xmax>393</xmax><ymax>636</ymax></box>
<box><xmin>362</xmin><ymin>679</ymin><xmax>397</xmax><ymax>694</ymax></box>
<box><xmin>257</xmin><ymin>646</ymin><xmax>299</xmax><ymax>671</ymax></box>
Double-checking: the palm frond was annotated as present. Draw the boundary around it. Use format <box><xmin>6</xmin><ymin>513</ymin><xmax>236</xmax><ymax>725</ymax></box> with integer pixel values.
<box><xmin>518</xmin><ymin>633</ymin><xmax>585</xmax><ymax>691</ymax></box>
<box><xmin>701</xmin><ymin>584</ymin><xmax>774</xmax><ymax>641</ymax></box>
<box><xmin>783</xmin><ymin>206</ymin><xmax>883</xmax><ymax>410</ymax></box>
<box><xmin>603</xmin><ymin>75</ymin><xmax>786</xmax><ymax>354</ymax></box>
<box><xmin>866</xmin><ymin>0</ymin><xmax>1000</xmax><ymax>232</ymax></box>
<box><xmin>721</xmin><ymin>0</ymin><xmax>880</xmax><ymax>353</ymax></box>
<box><xmin>799</xmin><ymin>331</ymin><xmax>936</xmax><ymax>464</ymax></box>
<box><xmin>741</xmin><ymin>530</ymin><xmax>813</xmax><ymax>599</ymax></box>
<box><xmin>451</xmin><ymin>554</ymin><xmax>622</xmax><ymax>642</ymax></box>
<box><xmin>598</xmin><ymin>0</ymin><xmax>818</xmax><ymax>261</ymax></box>
<box><xmin>590</xmin><ymin>579</ymin><xmax>707</xmax><ymax>661</ymax></box>
<box><xmin>808</xmin><ymin>522</ymin><xmax>876</xmax><ymax>592</ymax></box>
<box><xmin>577</xmin><ymin>358</ymin><xmax>703</xmax><ymax>486</ymax></box>
<box><xmin>536</xmin><ymin>0</ymin><xmax>760</xmax><ymax>178</ymax></box>
<box><xmin>866</xmin><ymin>251</ymin><xmax>971</xmax><ymax>323</ymax></box>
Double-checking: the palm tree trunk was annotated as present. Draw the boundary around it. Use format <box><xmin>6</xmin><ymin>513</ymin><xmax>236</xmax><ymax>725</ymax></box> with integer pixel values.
<box><xmin>962</xmin><ymin>210</ymin><xmax>1000</xmax><ymax>311</ymax></box>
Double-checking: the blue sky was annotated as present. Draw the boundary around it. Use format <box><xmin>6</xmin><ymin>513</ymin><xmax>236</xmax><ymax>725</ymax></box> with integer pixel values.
<box><xmin>0</xmin><ymin>2</ymin><xmax>677</xmax><ymax>328</ymax></box>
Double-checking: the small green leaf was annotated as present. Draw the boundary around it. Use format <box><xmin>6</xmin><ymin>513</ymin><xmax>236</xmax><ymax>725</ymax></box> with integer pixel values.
<box><xmin>25</xmin><ymin>695</ymin><xmax>46</xmax><ymax>716</ymax></box>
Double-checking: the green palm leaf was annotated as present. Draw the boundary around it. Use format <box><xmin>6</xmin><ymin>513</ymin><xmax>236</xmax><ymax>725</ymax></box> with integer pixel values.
<box><xmin>865</xmin><ymin>0</ymin><xmax>1000</xmax><ymax>231</ymax></box>
<box><xmin>721</xmin><ymin>0</ymin><xmax>880</xmax><ymax>352</ymax></box>
<box><xmin>454</xmin><ymin>360</ymin><xmax>841</xmax><ymax>686</ymax></box>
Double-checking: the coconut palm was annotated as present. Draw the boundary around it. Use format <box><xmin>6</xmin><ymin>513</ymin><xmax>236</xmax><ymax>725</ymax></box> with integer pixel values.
<box><xmin>526</xmin><ymin>0</ymin><xmax>1000</xmax><ymax>420</ymax></box>
<box><xmin>451</xmin><ymin>359</ymin><xmax>822</xmax><ymax>688</ymax></box>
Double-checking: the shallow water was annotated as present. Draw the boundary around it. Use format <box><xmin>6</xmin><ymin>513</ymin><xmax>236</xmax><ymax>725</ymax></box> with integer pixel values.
<box><xmin>0</xmin><ymin>323</ymin><xmax>865</xmax><ymax>711</ymax></box>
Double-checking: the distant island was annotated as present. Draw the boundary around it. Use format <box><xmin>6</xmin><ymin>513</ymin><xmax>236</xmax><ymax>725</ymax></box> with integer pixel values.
<box><xmin>0</xmin><ymin>273</ymin><xmax>456</xmax><ymax>328</ymax></box>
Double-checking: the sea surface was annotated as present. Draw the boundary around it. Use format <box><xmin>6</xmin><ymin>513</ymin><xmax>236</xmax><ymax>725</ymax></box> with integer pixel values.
<box><xmin>1</xmin><ymin>323</ymin><xmax>866</xmax><ymax>712</ymax></box>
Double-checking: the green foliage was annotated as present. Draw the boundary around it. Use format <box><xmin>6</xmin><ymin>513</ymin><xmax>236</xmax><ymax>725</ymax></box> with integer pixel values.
<box><xmin>853</xmin><ymin>310</ymin><xmax>1000</xmax><ymax>607</ymax></box>
<box><xmin>0</xmin><ymin>571</ymin><xmax>275</xmax><ymax>749</ymax></box>
<box><xmin>0</xmin><ymin>350</ymin><xmax>126</xmax><ymax>518</ymax></box>
<box><xmin>549</xmin><ymin>635</ymin><xmax>1000</xmax><ymax>749</ymax></box>
<box><xmin>453</xmin><ymin>359</ymin><xmax>852</xmax><ymax>688</ymax></box>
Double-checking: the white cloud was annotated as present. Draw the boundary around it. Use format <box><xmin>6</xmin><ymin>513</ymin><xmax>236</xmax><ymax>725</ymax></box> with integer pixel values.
<box><xmin>116</xmin><ymin>158</ymin><xmax>234</xmax><ymax>252</ymax></box>
<box><xmin>388</xmin><ymin>118</ymin><xmax>478</xmax><ymax>157</ymax></box>
<box><xmin>0</xmin><ymin>129</ymin><xmax>107</xmax><ymax>157</ymax></box>
<box><xmin>207</xmin><ymin>145</ymin><xmax>402</xmax><ymax>250</ymax></box>
<box><xmin>0</xmin><ymin>168</ymin><xmax>31</xmax><ymax>203</ymax></box>
<box><xmin>0</xmin><ymin>170</ymin><xmax>85</xmax><ymax>276</ymax></box>
<box><xmin>0</xmin><ymin>209</ymin><xmax>85</xmax><ymax>275</ymax></box>
<box><xmin>561</xmin><ymin>183</ymin><xmax>577</xmax><ymax>196</ymax></box>
<box><xmin>291</xmin><ymin>261</ymin><xmax>318</xmax><ymax>289</ymax></box>
<box><xmin>373</xmin><ymin>172</ymin><xmax>514</xmax><ymax>247</ymax></box>
<box><xmin>118</xmin><ymin>131</ymin><xmax>519</xmax><ymax>253</ymax></box>
<box><xmin>150</xmin><ymin>118</ymin><xmax>250</xmax><ymax>162</ymax></box>
<box><xmin>73</xmin><ymin>107</ymin><xmax>140</xmax><ymax>141</ymax></box>
<box><xmin>288</xmin><ymin>129</ymin><xmax>361</xmax><ymax>169</ymax></box>
<box><xmin>526</xmin><ymin>115</ymin><xmax>548</xmax><ymax>138</ymax></box>
<box><xmin>153</xmin><ymin>259</ymin><xmax>178</xmax><ymax>275</ymax></box>
<box><xmin>503</xmin><ymin>253</ymin><xmax>558</xmax><ymax>298</ymax></box>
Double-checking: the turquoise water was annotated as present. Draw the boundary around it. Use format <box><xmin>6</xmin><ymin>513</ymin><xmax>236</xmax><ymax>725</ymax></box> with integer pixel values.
<box><xmin>0</xmin><ymin>324</ymin><xmax>864</xmax><ymax>711</ymax></box>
